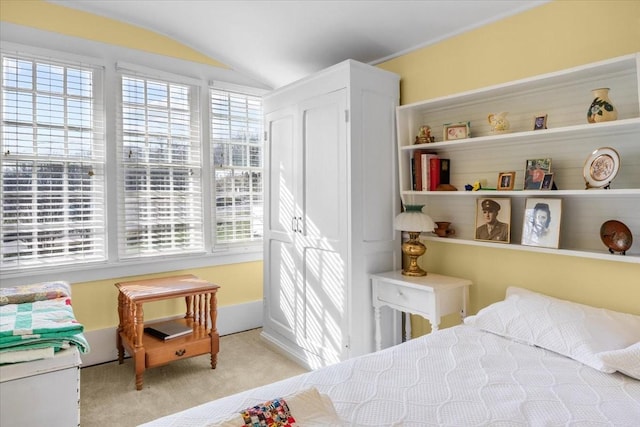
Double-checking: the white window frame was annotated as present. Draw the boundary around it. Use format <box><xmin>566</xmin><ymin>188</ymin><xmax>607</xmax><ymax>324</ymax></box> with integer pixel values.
<box><xmin>0</xmin><ymin>40</ymin><xmax>264</xmax><ymax>287</ymax></box>
<box><xmin>0</xmin><ymin>49</ymin><xmax>106</xmax><ymax>272</ymax></box>
<box><xmin>210</xmin><ymin>83</ymin><xmax>266</xmax><ymax>249</ymax></box>
<box><xmin>116</xmin><ymin>67</ymin><xmax>205</xmax><ymax>259</ymax></box>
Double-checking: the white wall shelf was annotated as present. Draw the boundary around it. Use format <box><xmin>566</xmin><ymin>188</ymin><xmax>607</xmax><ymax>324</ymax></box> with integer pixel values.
<box><xmin>397</xmin><ymin>53</ymin><xmax>640</xmax><ymax>264</ymax></box>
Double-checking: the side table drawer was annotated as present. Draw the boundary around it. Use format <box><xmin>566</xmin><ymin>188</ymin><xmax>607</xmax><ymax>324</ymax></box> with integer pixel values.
<box><xmin>375</xmin><ymin>282</ymin><xmax>434</xmax><ymax>315</ymax></box>
<box><xmin>145</xmin><ymin>337</ymin><xmax>211</xmax><ymax>367</ymax></box>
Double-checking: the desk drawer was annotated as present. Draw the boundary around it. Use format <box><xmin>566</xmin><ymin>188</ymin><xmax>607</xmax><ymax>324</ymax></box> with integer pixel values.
<box><xmin>375</xmin><ymin>282</ymin><xmax>434</xmax><ymax>315</ymax></box>
<box><xmin>145</xmin><ymin>337</ymin><xmax>211</xmax><ymax>367</ymax></box>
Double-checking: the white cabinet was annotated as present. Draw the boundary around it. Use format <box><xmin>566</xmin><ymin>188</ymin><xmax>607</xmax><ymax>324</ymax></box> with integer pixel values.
<box><xmin>0</xmin><ymin>347</ymin><xmax>81</xmax><ymax>427</ymax></box>
<box><xmin>262</xmin><ymin>60</ymin><xmax>400</xmax><ymax>368</ymax></box>
<box><xmin>396</xmin><ymin>53</ymin><xmax>640</xmax><ymax>263</ymax></box>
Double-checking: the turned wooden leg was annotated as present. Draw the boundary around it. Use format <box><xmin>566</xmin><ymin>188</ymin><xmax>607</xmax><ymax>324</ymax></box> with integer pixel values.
<box><xmin>116</xmin><ymin>292</ymin><xmax>125</xmax><ymax>364</ymax></box>
<box><xmin>209</xmin><ymin>291</ymin><xmax>219</xmax><ymax>370</ymax></box>
<box><xmin>134</xmin><ymin>303</ymin><xmax>146</xmax><ymax>390</ymax></box>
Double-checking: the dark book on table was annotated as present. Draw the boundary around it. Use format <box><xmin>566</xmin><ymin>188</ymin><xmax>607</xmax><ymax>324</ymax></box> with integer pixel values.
<box><xmin>144</xmin><ymin>319</ymin><xmax>192</xmax><ymax>340</ymax></box>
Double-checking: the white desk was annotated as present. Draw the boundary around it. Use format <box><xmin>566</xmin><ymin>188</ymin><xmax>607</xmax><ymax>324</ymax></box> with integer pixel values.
<box><xmin>371</xmin><ymin>270</ymin><xmax>472</xmax><ymax>351</ymax></box>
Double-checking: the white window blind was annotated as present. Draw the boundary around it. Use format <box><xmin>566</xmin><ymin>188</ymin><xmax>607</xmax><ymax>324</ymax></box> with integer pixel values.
<box><xmin>1</xmin><ymin>53</ymin><xmax>106</xmax><ymax>271</ymax></box>
<box><xmin>117</xmin><ymin>74</ymin><xmax>203</xmax><ymax>258</ymax></box>
<box><xmin>210</xmin><ymin>89</ymin><xmax>263</xmax><ymax>245</ymax></box>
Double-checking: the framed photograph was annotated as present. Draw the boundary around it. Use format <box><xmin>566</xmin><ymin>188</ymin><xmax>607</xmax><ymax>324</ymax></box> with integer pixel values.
<box><xmin>521</xmin><ymin>198</ymin><xmax>562</xmax><ymax>248</ymax></box>
<box><xmin>524</xmin><ymin>158</ymin><xmax>552</xmax><ymax>190</ymax></box>
<box><xmin>443</xmin><ymin>122</ymin><xmax>470</xmax><ymax>141</ymax></box>
<box><xmin>497</xmin><ymin>171</ymin><xmax>516</xmax><ymax>191</ymax></box>
<box><xmin>474</xmin><ymin>198</ymin><xmax>511</xmax><ymax>243</ymax></box>
<box><xmin>533</xmin><ymin>114</ymin><xmax>548</xmax><ymax>130</ymax></box>
<box><xmin>541</xmin><ymin>172</ymin><xmax>554</xmax><ymax>190</ymax></box>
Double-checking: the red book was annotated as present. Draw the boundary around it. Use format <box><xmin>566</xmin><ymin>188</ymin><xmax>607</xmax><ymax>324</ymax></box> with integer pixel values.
<box><xmin>429</xmin><ymin>156</ymin><xmax>441</xmax><ymax>191</ymax></box>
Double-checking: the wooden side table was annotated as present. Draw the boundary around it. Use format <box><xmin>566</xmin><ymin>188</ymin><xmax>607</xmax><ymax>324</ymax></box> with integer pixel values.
<box><xmin>115</xmin><ymin>274</ymin><xmax>220</xmax><ymax>390</ymax></box>
<box><xmin>370</xmin><ymin>270</ymin><xmax>472</xmax><ymax>351</ymax></box>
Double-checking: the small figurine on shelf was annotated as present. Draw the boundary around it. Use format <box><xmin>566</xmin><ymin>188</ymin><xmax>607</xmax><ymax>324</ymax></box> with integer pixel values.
<box><xmin>416</xmin><ymin>125</ymin><xmax>435</xmax><ymax>144</ymax></box>
<box><xmin>488</xmin><ymin>112</ymin><xmax>510</xmax><ymax>133</ymax></box>
<box><xmin>464</xmin><ymin>181</ymin><xmax>482</xmax><ymax>191</ymax></box>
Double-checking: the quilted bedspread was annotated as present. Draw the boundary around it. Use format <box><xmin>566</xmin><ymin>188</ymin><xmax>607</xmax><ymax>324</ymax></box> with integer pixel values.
<box><xmin>141</xmin><ymin>325</ymin><xmax>640</xmax><ymax>427</ymax></box>
<box><xmin>0</xmin><ymin>294</ymin><xmax>89</xmax><ymax>357</ymax></box>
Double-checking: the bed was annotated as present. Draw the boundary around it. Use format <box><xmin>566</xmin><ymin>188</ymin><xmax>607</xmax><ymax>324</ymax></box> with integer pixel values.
<box><xmin>140</xmin><ymin>287</ymin><xmax>640</xmax><ymax>426</ymax></box>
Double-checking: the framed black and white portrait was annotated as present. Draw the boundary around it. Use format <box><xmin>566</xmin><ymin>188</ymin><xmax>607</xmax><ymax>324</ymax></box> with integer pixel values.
<box><xmin>475</xmin><ymin>198</ymin><xmax>511</xmax><ymax>244</ymax></box>
<box><xmin>521</xmin><ymin>198</ymin><xmax>562</xmax><ymax>249</ymax></box>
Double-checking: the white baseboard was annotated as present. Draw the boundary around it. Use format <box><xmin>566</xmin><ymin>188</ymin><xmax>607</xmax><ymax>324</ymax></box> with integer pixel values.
<box><xmin>80</xmin><ymin>300</ymin><xmax>263</xmax><ymax>366</ymax></box>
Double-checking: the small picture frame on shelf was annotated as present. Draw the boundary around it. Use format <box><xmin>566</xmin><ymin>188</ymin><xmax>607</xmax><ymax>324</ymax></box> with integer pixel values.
<box><xmin>533</xmin><ymin>114</ymin><xmax>548</xmax><ymax>130</ymax></box>
<box><xmin>541</xmin><ymin>173</ymin><xmax>554</xmax><ymax>190</ymax></box>
<box><xmin>524</xmin><ymin>158</ymin><xmax>552</xmax><ymax>190</ymax></box>
<box><xmin>475</xmin><ymin>198</ymin><xmax>511</xmax><ymax>244</ymax></box>
<box><xmin>497</xmin><ymin>171</ymin><xmax>516</xmax><ymax>191</ymax></box>
<box><xmin>443</xmin><ymin>122</ymin><xmax>470</xmax><ymax>141</ymax></box>
<box><xmin>521</xmin><ymin>198</ymin><xmax>562</xmax><ymax>249</ymax></box>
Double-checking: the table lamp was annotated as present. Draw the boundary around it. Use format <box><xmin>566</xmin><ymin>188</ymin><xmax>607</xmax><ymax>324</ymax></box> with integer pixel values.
<box><xmin>394</xmin><ymin>205</ymin><xmax>435</xmax><ymax>276</ymax></box>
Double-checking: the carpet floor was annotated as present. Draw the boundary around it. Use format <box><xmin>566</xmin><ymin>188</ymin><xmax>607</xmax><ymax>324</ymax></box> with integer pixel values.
<box><xmin>80</xmin><ymin>328</ymin><xmax>308</xmax><ymax>426</ymax></box>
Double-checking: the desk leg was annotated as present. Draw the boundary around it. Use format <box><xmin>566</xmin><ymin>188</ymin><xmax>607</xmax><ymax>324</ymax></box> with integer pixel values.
<box><xmin>209</xmin><ymin>292</ymin><xmax>219</xmax><ymax>369</ymax></box>
<box><xmin>374</xmin><ymin>306</ymin><xmax>382</xmax><ymax>351</ymax></box>
<box><xmin>116</xmin><ymin>292</ymin><xmax>124</xmax><ymax>364</ymax></box>
<box><xmin>134</xmin><ymin>303</ymin><xmax>146</xmax><ymax>390</ymax></box>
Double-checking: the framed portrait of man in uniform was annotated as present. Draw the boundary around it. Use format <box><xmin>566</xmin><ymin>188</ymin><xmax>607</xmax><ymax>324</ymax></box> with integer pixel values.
<box><xmin>474</xmin><ymin>198</ymin><xmax>511</xmax><ymax>244</ymax></box>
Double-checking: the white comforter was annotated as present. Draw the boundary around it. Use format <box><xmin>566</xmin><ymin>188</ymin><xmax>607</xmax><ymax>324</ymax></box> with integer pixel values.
<box><xmin>141</xmin><ymin>325</ymin><xmax>640</xmax><ymax>426</ymax></box>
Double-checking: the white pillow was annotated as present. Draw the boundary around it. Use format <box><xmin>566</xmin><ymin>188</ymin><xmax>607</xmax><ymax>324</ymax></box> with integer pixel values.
<box><xmin>464</xmin><ymin>286</ymin><xmax>640</xmax><ymax>372</ymax></box>
<box><xmin>597</xmin><ymin>342</ymin><xmax>640</xmax><ymax>380</ymax></box>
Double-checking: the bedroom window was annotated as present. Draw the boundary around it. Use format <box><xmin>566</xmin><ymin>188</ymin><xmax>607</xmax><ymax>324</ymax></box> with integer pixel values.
<box><xmin>210</xmin><ymin>88</ymin><xmax>263</xmax><ymax>245</ymax></box>
<box><xmin>0</xmin><ymin>53</ymin><xmax>106</xmax><ymax>271</ymax></box>
<box><xmin>117</xmin><ymin>73</ymin><xmax>203</xmax><ymax>258</ymax></box>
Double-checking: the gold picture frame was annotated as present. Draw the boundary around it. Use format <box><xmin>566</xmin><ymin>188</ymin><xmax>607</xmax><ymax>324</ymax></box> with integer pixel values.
<box><xmin>497</xmin><ymin>171</ymin><xmax>516</xmax><ymax>191</ymax></box>
<box><xmin>533</xmin><ymin>114</ymin><xmax>548</xmax><ymax>130</ymax></box>
<box><xmin>443</xmin><ymin>122</ymin><xmax>470</xmax><ymax>141</ymax></box>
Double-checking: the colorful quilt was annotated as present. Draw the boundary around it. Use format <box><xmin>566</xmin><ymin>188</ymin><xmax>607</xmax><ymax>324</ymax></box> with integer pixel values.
<box><xmin>0</xmin><ymin>283</ymin><xmax>90</xmax><ymax>362</ymax></box>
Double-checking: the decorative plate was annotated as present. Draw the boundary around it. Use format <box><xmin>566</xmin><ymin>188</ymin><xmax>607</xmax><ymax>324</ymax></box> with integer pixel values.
<box><xmin>583</xmin><ymin>147</ymin><xmax>620</xmax><ymax>189</ymax></box>
<box><xmin>600</xmin><ymin>220</ymin><xmax>632</xmax><ymax>255</ymax></box>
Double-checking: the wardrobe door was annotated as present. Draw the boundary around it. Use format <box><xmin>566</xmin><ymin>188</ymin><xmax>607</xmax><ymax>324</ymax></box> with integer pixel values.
<box><xmin>263</xmin><ymin>107</ymin><xmax>299</xmax><ymax>343</ymax></box>
<box><xmin>297</xmin><ymin>89</ymin><xmax>349</xmax><ymax>364</ymax></box>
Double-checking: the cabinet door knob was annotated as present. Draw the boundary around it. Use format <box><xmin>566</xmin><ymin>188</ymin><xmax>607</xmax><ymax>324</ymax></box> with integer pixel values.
<box><xmin>175</xmin><ymin>349</ymin><xmax>186</xmax><ymax>357</ymax></box>
<box><xmin>397</xmin><ymin>290</ymin><xmax>403</xmax><ymax>297</ymax></box>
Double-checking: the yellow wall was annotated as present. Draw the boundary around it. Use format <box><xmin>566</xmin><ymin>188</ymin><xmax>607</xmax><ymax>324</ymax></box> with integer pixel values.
<box><xmin>0</xmin><ymin>0</ymin><xmax>228</xmax><ymax>68</ymax></box>
<box><xmin>378</xmin><ymin>0</ymin><xmax>640</xmax><ymax>335</ymax></box>
<box><xmin>2</xmin><ymin>0</ymin><xmax>639</xmax><ymax>334</ymax></box>
<box><xmin>71</xmin><ymin>263</ymin><xmax>264</xmax><ymax>331</ymax></box>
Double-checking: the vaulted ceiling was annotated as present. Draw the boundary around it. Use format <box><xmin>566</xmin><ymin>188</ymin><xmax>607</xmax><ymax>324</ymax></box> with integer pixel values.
<box><xmin>49</xmin><ymin>1</ymin><xmax>548</xmax><ymax>89</ymax></box>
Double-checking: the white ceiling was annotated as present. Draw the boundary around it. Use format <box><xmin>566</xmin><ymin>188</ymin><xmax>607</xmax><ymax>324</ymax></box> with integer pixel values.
<box><xmin>49</xmin><ymin>0</ymin><xmax>548</xmax><ymax>89</ymax></box>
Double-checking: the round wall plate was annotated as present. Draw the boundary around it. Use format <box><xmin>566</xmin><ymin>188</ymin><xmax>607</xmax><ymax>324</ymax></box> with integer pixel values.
<box><xmin>583</xmin><ymin>147</ymin><xmax>620</xmax><ymax>189</ymax></box>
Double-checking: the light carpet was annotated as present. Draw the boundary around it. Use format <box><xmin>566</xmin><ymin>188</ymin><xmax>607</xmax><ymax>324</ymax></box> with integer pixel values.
<box><xmin>80</xmin><ymin>328</ymin><xmax>308</xmax><ymax>427</ymax></box>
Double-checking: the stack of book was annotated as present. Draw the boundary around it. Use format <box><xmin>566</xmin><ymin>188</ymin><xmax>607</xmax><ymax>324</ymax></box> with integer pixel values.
<box><xmin>144</xmin><ymin>319</ymin><xmax>193</xmax><ymax>341</ymax></box>
<box><xmin>411</xmin><ymin>150</ymin><xmax>450</xmax><ymax>191</ymax></box>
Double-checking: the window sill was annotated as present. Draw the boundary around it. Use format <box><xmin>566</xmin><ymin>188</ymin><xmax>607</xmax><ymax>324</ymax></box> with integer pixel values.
<box><xmin>0</xmin><ymin>248</ymin><xmax>263</xmax><ymax>287</ymax></box>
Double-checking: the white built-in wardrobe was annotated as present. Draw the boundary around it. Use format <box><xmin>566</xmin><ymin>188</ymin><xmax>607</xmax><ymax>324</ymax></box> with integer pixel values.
<box><xmin>261</xmin><ymin>59</ymin><xmax>401</xmax><ymax>369</ymax></box>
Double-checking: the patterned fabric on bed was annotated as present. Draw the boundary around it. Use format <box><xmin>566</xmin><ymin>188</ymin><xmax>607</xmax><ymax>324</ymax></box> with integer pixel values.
<box><xmin>239</xmin><ymin>397</ymin><xmax>295</xmax><ymax>427</ymax></box>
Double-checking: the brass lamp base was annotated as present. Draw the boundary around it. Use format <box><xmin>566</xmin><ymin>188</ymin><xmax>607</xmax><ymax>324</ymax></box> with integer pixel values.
<box><xmin>401</xmin><ymin>231</ymin><xmax>427</xmax><ymax>276</ymax></box>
